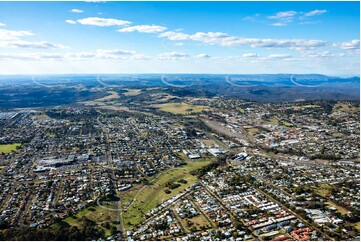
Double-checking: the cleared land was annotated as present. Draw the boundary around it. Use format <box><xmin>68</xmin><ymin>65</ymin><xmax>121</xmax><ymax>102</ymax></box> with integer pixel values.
<box><xmin>123</xmin><ymin>89</ymin><xmax>142</xmax><ymax>97</ymax></box>
<box><xmin>122</xmin><ymin>157</ymin><xmax>214</xmax><ymax>229</ymax></box>
<box><xmin>246</xmin><ymin>127</ymin><xmax>260</xmax><ymax>137</ymax></box>
<box><xmin>95</xmin><ymin>91</ymin><xmax>120</xmax><ymax>101</ymax></box>
<box><xmin>154</xmin><ymin>102</ymin><xmax>208</xmax><ymax>115</ymax></box>
<box><xmin>201</xmin><ymin>139</ymin><xmax>216</xmax><ymax>147</ymax></box>
<box><xmin>333</xmin><ymin>102</ymin><xmax>359</xmax><ymax>114</ymax></box>
<box><xmin>32</xmin><ymin>114</ymin><xmax>50</xmax><ymax>119</ymax></box>
<box><xmin>81</xmin><ymin>91</ymin><xmax>121</xmax><ymax>106</ymax></box>
<box><xmin>326</xmin><ymin>201</ymin><xmax>349</xmax><ymax>215</ymax></box>
<box><xmin>315</xmin><ymin>184</ymin><xmax>333</xmax><ymax>197</ymax></box>
<box><xmin>268</xmin><ymin>118</ymin><xmax>279</xmax><ymax>125</ymax></box>
<box><xmin>292</xmin><ymin>105</ymin><xmax>321</xmax><ymax>111</ymax></box>
<box><xmin>0</xmin><ymin>143</ymin><xmax>21</xmax><ymax>154</ymax></box>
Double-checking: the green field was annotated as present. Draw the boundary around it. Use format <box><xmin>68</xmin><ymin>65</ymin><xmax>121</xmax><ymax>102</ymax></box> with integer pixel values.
<box><xmin>315</xmin><ymin>184</ymin><xmax>333</xmax><ymax>197</ymax></box>
<box><xmin>64</xmin><ymin>205</ymin><xmax>118</xmax><ymax>237</ymax></box>
<box><xmin>268</xmin><ymin>118</ymin><xmax>279</xmax><ymax>125</ymax></box>
<box><xmin>122</xmin><ymin>157</ymin><xmax>214</xmax><ymax>229</ymax></box>
<box><xmin>0</xmin><ymin>143</ymin><xmax>21</xmax><ymax>154</ymax></box>
<box><xmin>155</xmin><ymin>102</ymin><xmax>208</xmax><ymax>115</ymax></box>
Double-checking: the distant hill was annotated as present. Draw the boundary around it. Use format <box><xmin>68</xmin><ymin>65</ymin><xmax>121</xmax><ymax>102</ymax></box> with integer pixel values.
<box><xmin>0</xmin><ymin>74</ymin><xmax>359</xmax><ymax>107</ymax></box>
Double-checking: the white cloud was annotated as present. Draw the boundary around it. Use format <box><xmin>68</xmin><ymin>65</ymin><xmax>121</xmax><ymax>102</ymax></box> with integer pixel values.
<box><xmin>242</xmin><ymin>14</ymin><xmax>261</xmax><ymax>22</ymax></box>
<box><xmin>96</xmin><ymin>49</ymin><xmax>136</xmax><ymax>57</ymax></box>
<box><xmin>0</xmin><ymin>29</ymin><xmax>34</xmax><ymax>41</ymax></box>
<box><xmin>118</xmin><ymin>25</ymin><xmax>167</xmax><ymax>33</ymax></box>
<box><xmin>0</xmin><ymin>53</ymin><xmax>64</xmax><ymax>60</ymax></box>
<box><xmin>268</xmin><ymin>10</ymin><xmax>298</xmax><ymax>26</ymax></box>
<box><xmin>268</xmin><ymin>11</ymin><xmax>297</xmax><ymax>20</ymax></box>
<box><xmin>242</xmin><ymin>16</ymin><xmax>256</xmax><ymax>22</ymax></box>
<box><xmin>159</xmin><ymin>31</ymin><xmax>328</xmax><ymax>49</ymax></box>
<box><xmin>242</xmin><ymin>53</ymin><xmax>259</xmax><ymax>58</ymax></box>
<box><xmin>299</xmin><ymin>21</ymin><xmax>321</xmax><ymax>25</ymax></box>
<box><xmin>271</xmin><ymin>23</ymin><xmax>286</xmax><ymax>27</ymax></box>
<box><xmin>65</xmin><ymin>20</ymin><xmax>77</xmax><ymax>24</ymax></box>
<box><xmin>159</xmin><ymin>31</ymin><xmax>190</xmax><ymax>41</ymax></box>
<box><xmin>71</xmin><ymin>9</ymin><xmax>83</xmax><ymax>13</ymax></box>
<box><xmin>0</xmin><ymin>40</ymin><xmax>67</xmax><ymax>49</ymax></box>
<box><xmin>67</xmin><ymin>52</ymin><xmax>96</xmax><ymax>59</ymax></box>
<box><xmin>195</xmin><ymin>53</ymin><xmax>210</xmax><ymax>58</ymax></box>
<box><xmin>304</xmin><ymin>9</ymin><xmax>327</xmax><ymax>17</ymax></box>
<box><xmin>95</xmin><ymin>49</ymin><xmax>148</xmax><ymax>59</ymax></box>
<box><xmin>267</xmin><ymin>54</ymin><xmax>292</xmax><ymax>59</ymax></box>
<box><xmin>0</xmin><ymin>22</ymin><xmax>5</xmax><ymax>27</ymax></box>
<box><xmin>340</xmin><ymin>40</ymin><xmax>360</xmax><ymax>50</ymax></box>
<box><xmin>0</xmin><ymin>28</ymin><xmax>67</xmax><ymax>50</ymax></box>
<box><xmin>299</xmin><ymin>50</ymin><xmax>345</xmax><ymax>59</ymax></box>
<box><xmin>0</xmin><ymin>49</ymin><xmax>146</xmax><ymax>61</ymax></box>
<box><xmin>77</xmin><ymin>17</ymin><xmax>131</xmax><ymax>27</ymax></box>
<box><xmin>158</xmin><ymin>51</ymin><xmax>190</xmax><ymax>60</ymax></box>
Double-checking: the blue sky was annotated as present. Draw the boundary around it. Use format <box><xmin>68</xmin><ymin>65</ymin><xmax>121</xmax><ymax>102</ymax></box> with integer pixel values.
<box><xmin>0</xmin><ymin>1</ymin><xmax>359</xmax><ymax>75</ymax></box>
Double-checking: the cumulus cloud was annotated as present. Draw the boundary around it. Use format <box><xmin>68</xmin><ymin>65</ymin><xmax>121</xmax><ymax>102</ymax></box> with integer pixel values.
<box><xmin>242</xmin><ymin>53</ymin><xmax>259</xmax><ymax>58</ymax></box>
<box><xmin>271</xmin><ymin>23</ymin><xmax>286</xmax><ymax>27</ymax></box>
<box><xmin>66</xmin><ymin>52</ymin><xmax>96</xmax><ymax>59</ymax></box>
<box><xmin>304</xmin><ymin>9</ymin><xmax>327</xmax><ymax>17</ymax></box>
<box><xmin>299</xmin><ymin>50</ymin><xmax>345</xmax><ymax>59</ymax></box>
<box><xmin>159</xmin><ymin>31</ymin><xmax>328</xmax><ymax>49</ymax></box>
<box><xmin>0</xmin><ymin>48</ymin><xmax>147</xmax><ymax>61</ymax></box>
<box><xmin>267</xmin><ymin>54</ymin><xmax>292</xmax><ymax>59</ymax></box>
<box><xmin>96</xmin><ymin>49</ymin><xmax>137</xmax><ymax>58</ymax></box>
<box><xmin>268</xmin><ymin>11</ymin><xmax>297</xmax><ymax>20</ymax></box>
<box><xmin>1</xmin><ymin>40</ymin><xmax>67</xmax><ymax>49</ymax></box>
<box><xmin>158</xmin><ymin>51</ymin><xmax>190</xmax><ymax>60</ymax></box>
<box><xmin>76</xmin><ymin>17</ymin><xmax>131</xmax><ymax>27</ymax></box>
<box><xmin>0</xmin><ymin>22</ymin><xmax>5</xmax><ymax>27</ymax></box>
<box><xmin>0</xmin><ymin>27</ymin><xmax>68</xmax><ymax>50</ymax></box>
<box><xmin>0</xmin><ymin>29</ymin><xmax>34</xmax><ymax>41</ymax></box>
<box><xmin>0</xmin><ymin>53</ymin><xmax>64</xmax><ymax>60</ymax></box>
<box><xmin>118</xmin><ymin>25</ymin><xmax>167</xmax><ymax>33</ymax></box>
<box><xmin>340</xmin><ymin>40</ymin><xmax>360</xmax><ymax>50</ymax></box>
<box><xmin>71</xmin><ymin>9</ymin><xmax>83</xmax><ymax>13</ymax></box>
<box><xmin>195</xmin><ymin>53</ymin><xmax>210</xmax><ymax>58</ymax></box>
<box><xmin>66</xmin><ymin>20</ymin><xmax>77</xmax><ymax>24</ymax></box>
<box><xmin>159</xmin><ymin>31</ymin><xmax>191</xmax><ymax>41</ymax></box>
<box><xmin>267</xmin><ymin>9</ymin><xmax>327</xmax><ymax>25</ymax></box>
<box><xmin>299</xmin><ymin>21</ymin><xmax>321</xmax><ymax>25</ymax></box>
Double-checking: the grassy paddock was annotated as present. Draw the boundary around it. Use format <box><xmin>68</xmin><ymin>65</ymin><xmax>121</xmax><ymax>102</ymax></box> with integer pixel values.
<box><xmin>95</xmin><ymin>91</ymin><xmax>120</xmax><ymax>101</ymax></box>
<box><xmin>123</xmin><ymin>89</ymin><xmax>142</xmax><ymax>97</ymax></box>
<box><xmin>154</xmin><ymin>102</ymin><xmax>208</xmax><ymax>115</ymax></box>
<box><xmin>0</xmin><ymin>143</ymin><xmax>21</xmax><ymax>154</ymax></box>
<box><xmin>64</xmin><ymin>205</ymin><xmax>118</xmax><ymax>237</ymax></box>
<box><xmin>122</xmin><ymin>158</ymin><xmax>213</xmax><ymax>229</ymax></box>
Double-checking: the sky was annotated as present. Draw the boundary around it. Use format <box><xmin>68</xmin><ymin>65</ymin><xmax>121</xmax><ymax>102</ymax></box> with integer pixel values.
<box><xmin>0</xmin><ymin>1</ymin><xmax>359</xmax><ymax>75</ymax></box>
